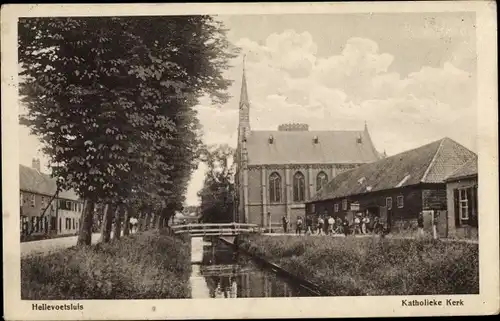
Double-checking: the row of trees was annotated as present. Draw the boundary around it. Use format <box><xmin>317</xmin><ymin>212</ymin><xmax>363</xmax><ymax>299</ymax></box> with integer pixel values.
<box><xmin>18</xmin><ymin>16</ymin><xmax>238</xmax><ymax>245</ymax></box>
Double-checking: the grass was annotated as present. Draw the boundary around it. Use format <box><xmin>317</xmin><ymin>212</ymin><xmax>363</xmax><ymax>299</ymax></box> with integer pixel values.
<box><xmin>237</xmin><ymin>235</ymin><xmax>479</xmax><ymax>296</ymax></box>
<box><xmin>21</xmin><ymin>230</ymin><xmax>191</xmax><ymax>299</ymax></box>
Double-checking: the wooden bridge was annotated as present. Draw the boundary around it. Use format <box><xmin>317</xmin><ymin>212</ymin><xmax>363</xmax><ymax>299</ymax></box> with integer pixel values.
<box><xmin>171</xmin><ymin>222</ymin><xmax>260</xmax><ymax>237</ymax></box>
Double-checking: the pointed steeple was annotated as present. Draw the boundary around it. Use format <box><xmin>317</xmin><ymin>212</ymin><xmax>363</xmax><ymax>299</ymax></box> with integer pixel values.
<box><xmin>239</xmin><ymin>55</ymin><xmax>249</xmax><ymax>109</ymax></box>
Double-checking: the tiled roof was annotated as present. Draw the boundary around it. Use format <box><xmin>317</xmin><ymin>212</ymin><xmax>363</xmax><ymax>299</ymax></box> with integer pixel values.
<box><xmin>245</xmin><ymin>128</ymin><xmax>380</xmax><ymax>165</ymax></box>
<box><xmin>445</xmin><ymin>156</ymin><xmax>478</xmax><ymax>182</ymax></box>
<box><xmin>19</xmin><ymin>165</ymin><xmax>80</xmax><ymax>201</ymax></box>
<box><xmin>310</xmin><ymin>137</ymin><xmax>476</xmax><ymax>202</ymax></box>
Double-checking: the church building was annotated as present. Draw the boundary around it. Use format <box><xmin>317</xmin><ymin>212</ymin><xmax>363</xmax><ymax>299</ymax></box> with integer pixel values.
<box><xmin>234</xmin><ymin>65</ymin><xmax>383</xmax><ymax>229</ymax></box>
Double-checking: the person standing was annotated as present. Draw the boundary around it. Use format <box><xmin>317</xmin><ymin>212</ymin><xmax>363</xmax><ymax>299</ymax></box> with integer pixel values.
<box><xmin>317</xmin><ymin>216</ymin><xmax>325</xmax><ymax>235</ymax></box>
<box><xmin>328</xmin><ymin>216</ymin><xmax>335</xmax><ymax>235</ymax></box>
<box><xmin>353</xmin><ymin>214</ymin><xmax>361</xmax><ymax>235</ymax></box>
<box><xmin>417</xmin><ymin>211</ymin><xmax>425</xmax><ymax>238</ymax></box>
<box><xmin>282</xmin><ymin>215</ymin><xmax>289</xmax><ymax>234</ymax></box>
<box><xmin>306</xmin><ymin>215</ymin><xmax>313</xmax><ymax>235</ymax></box>
<box><xmin>296</xmin><ymin>216</ymin><xmax>303</xmax><ymax>235</ymax></box>
<box><xmin>362</xmin><ymin>215</ymin><xmax>370</xmax><ymax>234</ymax></box>
<box><xmin>342</xmin><ymin>217</ymin><xmax>350</xmax><ymax>236</ymax></box>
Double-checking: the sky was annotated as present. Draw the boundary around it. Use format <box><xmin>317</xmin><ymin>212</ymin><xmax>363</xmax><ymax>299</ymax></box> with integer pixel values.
<box><xmin>18</xmin><ymin>12</ymin><xmax>478</xmax><ymax>206</ymax></box>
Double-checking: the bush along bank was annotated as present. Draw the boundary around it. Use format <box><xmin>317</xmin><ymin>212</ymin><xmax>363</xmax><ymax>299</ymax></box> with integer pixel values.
<box><xmin>21</xmin><ymin>230</ymin><xmax>191</xmax><ymax>299</ymax></box>
<box><xmin>237</xmin><ymin>235</ymin><xmax>479</xmax><ymax>296</ymax></box>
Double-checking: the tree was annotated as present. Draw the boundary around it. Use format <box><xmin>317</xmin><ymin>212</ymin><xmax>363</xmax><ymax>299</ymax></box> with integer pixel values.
<box><xmin>198</xmin><ymin>144</ymin><xmax>235</xmax><ymax>223</ymax></box>
<box><xmin>18</xmin><ymin>16</ymin><xmax>238</xmax><ymax>245</ymax></box>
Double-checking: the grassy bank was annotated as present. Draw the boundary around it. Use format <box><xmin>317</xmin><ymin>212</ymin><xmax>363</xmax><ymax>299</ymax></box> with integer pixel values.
<box><xmin>237</xmin><ymin>235</ymin><xmax>479</xmax><ymax>296</ymax></box>
<box><xmin>22</xmin><ymin>230</ymin><xmax>191</xmax><ymax>299</ymax></box>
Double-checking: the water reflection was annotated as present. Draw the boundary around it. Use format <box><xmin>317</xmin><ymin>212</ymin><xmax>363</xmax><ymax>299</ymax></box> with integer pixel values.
<box><xmin>191</xmin><ymin>241</ymin><xmax>313</xmax><ymax>298</ymax></box>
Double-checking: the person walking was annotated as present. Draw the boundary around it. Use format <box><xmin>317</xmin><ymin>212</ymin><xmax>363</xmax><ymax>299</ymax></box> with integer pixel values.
<box><xmin>296</xmin><ymin>216</ymin><xmax>303</xmax><ymax>235</ymax></box>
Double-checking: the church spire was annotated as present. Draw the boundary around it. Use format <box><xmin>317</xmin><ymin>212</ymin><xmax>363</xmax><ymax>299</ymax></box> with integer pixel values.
<box><xmin>238</xmin><ymin>55</ymin><xmax>251</xmax><ymax>139</ymax></box>
<box><xmin>239</xmin><ymin>55</ymin><xmax>249</xmax><ymax>109</ymax></box>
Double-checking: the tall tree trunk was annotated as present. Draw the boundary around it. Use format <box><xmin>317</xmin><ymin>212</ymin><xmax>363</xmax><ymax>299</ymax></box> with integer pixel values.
<box><xmin>77</xmin><ymin>200</ymin><xmax>95</xmax><ymax>246</ymax></box>
<box><xmin>144</xmin><ymin>211</ymin><xmax>151</xmax><ymax>231</ymax></box>
<box><xmin>123</xmin><ymin>205</ymin><xmax>132</xmax><ymax>236</ymax></box>
<box><xmin>151</xmin><ymin>213</ymin><xmax>158</xmax><ymax>230</ymax></box>
<box><xmin>137</xmin><ymin>211</ymin><xmax>144</xmax><ymax>231</ymax></box>
<box><xmin>100</xmin><ymin>204</ymin><xmax>116</xmax><ymax>243</ymax></box>
<box><xmin>113</xmin><ymin>204</ymin><xmax>124</xmax><ymax>240</ymax></box>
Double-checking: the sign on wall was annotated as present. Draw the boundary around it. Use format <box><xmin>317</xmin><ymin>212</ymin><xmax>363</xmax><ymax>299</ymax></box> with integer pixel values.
<box><xmin>350</xmin><ymin>202</ymin><xmax>360</xmax><ymax>211</ymax></box>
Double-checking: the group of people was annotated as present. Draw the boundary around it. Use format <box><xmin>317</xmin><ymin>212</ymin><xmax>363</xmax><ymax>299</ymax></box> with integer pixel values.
<box><xmin>282</xmin><ymin>213</ymin><xmax>386</xmax><ymax>236</ymax></box>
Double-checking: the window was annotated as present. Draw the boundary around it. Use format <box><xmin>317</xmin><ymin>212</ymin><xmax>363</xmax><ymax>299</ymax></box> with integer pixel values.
<box><xmin>66</xmin><ymin>201</ymin><xmax>71</xmax><ymax>210</ymax></box>
<box><xmin>454</xmin><ymin>186</ymin><xmax>478</xmax><ymax>227</ymax></box>
<box><xmin>269</xmin><ymin>172</ymin><xmax>282</xmax><ymax>203</ymax></box>
<box><xmin>459</xmin><ymin>189</ymin><xmax>469</xmax><ymax>220</ymax></box>
<box><xmin>316</xmin><ymin>172</ymin><xmax>329</xmax><ymax>191</ymax></box>
<box><xmin>293</xmin><ymin>172</ymin><xmax>306</xmax><ymax>202</ymax></box>
<box><xmin>386</xmin><ymin>197</ymin><xmax>393</xmax><ymax>210</ymax></box>
<box><xmin>41</xmin><ymin>197</ymin><xmax>46</xmax><ymax>208</ymax></box>
<box><xmin>65</xmin><ymin>218</ymin><xmax>71</xmax><ymax>230</ymax></box>
<box><xmin>73</xmin><ymin>218</ymin><xmax>76</xmax><ymax>230</ymax></box>
<box><xmin>334</xmin><ymin>204</ymin><xmax>339</xmax><ymax>212</ymax></box>
<box><xmin>342</xmin><ymin>199</ymin><xmax>348</xmax><ymax>210</ymax></box>
<box><xmin>21</xmin><ymin>216</ymin><xmax>29</xmax><ymax>235</ymax></box>
<box><xmin>31</xmin><ymin>194</ymin><xmax>36</xmax><ymax>207</ymax></box>
<box><xmin>397</xmin><ymin>196</ymin><xmax>404</xmax><ymax>208</ymax></box>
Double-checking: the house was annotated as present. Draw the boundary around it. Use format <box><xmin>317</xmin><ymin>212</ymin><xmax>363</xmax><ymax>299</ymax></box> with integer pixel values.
<box><xmin>445</xmin><ymin>156</ymin><xmax>478</xmax><ymax>239</ymax></box>
<box><xmin>306</xmin><ymin>137</ymin><xmax>477</xmax><ymax>235</ymax></box>
<box><xmin>234</xmin><ymin>64</ymin><xmax>383</xmax><ymax>229</ymax></box>
<box><xmin>20</xmin><ymin>159</ymin><xmax>83</xmax><ymax>237</ymax></box>
<box><xmin>57</xmin><ymin>188</ymin><xmax>83</xmax><ymax>235</ymax></box>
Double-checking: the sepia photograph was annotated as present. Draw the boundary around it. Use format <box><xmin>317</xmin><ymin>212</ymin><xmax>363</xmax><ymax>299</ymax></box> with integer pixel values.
<box><xmin>2</xmin><ymin>1</ymin><xmax>498</xmax><ymax>320</ymax></box>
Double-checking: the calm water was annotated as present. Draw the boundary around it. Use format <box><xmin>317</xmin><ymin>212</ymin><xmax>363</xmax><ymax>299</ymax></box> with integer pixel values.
<box><xmin>189</xmin><ymin>240</ymin><xmax>314</xmax><ymax>298</ymax></box>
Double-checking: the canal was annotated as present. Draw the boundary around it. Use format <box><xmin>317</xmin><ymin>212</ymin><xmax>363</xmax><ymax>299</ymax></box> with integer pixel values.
<box><xmin>189</xmin><ymin>238</ymin><xmax>316</xmax><ymax>298</ymax></box>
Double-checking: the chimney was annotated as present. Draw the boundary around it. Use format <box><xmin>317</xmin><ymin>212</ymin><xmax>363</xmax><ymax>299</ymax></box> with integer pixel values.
<box><xmin>356</xmin><ymin>135</ymin><xmax>362</xmax><ymax>144</ymax></box>
<box><xmin>313</xmin><ymin>136</ymin><xmax>319</xmax><ymax>144</ymax></box>
<box><xmin>32</xmin><ymin>158</ymin><xmax>41</xmax><ymax>171</ymax></box>
<box><xmin>268</xmin><ymin>135</ymin><xmax>274</xmax><ymax>144</ymax></box>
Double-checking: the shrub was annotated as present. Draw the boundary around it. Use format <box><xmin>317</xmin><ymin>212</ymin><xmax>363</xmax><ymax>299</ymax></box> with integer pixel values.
<box><xmin>21</xmin><ymin>231</ymin><xmax>191</xmax><ymax>299</ymax></box>
<box><xmin>237</xmin><ymin>235</ymin><xmax>479</xmax><ymax>296</ymax></box>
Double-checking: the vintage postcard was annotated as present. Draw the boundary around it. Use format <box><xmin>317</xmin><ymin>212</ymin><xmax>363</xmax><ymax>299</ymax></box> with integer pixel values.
<box><xmin>2</xmin><ymin>1</ymin><xmax>499</xmax><ymax>320</ymax></box>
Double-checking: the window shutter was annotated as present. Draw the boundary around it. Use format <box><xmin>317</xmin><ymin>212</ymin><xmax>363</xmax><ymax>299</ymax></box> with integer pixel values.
<box><xmin>466</xmin><ymin>188</ymin><xmax>473</xmax><ymax>223</ymax></box>
<box><xmin>453</xmin><ymin>189</ymin><xmax>460</xmax><ymax>227</ymax></box>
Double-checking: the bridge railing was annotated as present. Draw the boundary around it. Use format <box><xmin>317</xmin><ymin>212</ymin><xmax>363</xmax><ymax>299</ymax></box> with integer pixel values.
<box><xmin>171</xmin><ymin>222</ymin><xmax>260</xmax><ymax>236</ymax></box>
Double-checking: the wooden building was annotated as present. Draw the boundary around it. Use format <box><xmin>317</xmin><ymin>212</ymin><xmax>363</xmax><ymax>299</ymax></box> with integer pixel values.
<box><xmin>306</xmin><ymin>138</ymin><xmax>477</xmax><ymax>234</ymax></box>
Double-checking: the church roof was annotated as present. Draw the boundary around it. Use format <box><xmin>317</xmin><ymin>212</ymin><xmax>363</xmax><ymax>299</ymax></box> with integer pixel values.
<box><xmin>20</xmin><ymin>164</ymin><xmax>80</xmax><ymax>201</ymax></box>
<box><xmin>245</xmin><ymin>129</ymin><xmax>380</xmax><ymax>165</ymax></box>
<box><xmin>309</xmin><ymin>137</ymin><xmax>476</xmax><ymax>202</ymax></box>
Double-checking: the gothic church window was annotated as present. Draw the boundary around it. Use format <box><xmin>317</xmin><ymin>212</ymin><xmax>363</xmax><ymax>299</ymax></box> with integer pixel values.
<box><xmin>293</xmin><ymin>172</ymin><xmax>306</xmax><ymax>202</ymax></box>
<box><xmin>316</xmin><ymin>171</ymin><xmax>329</xmax><ymax>191</ymax></box>
<box><xmin>269</xmin><ymin>172</ymin><xmax>282</xmax><ymax>203</ymax></box>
